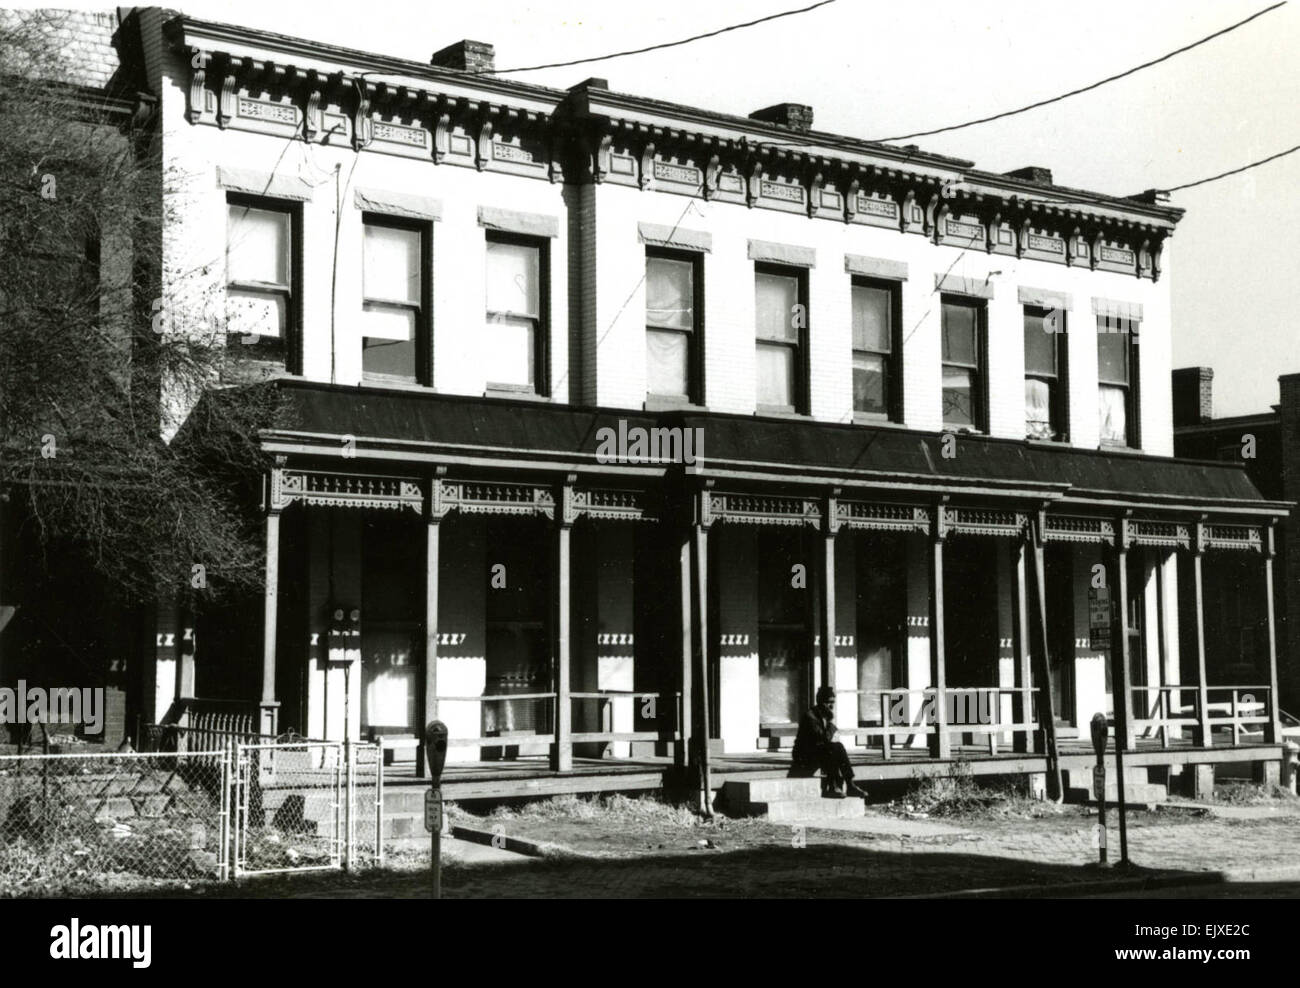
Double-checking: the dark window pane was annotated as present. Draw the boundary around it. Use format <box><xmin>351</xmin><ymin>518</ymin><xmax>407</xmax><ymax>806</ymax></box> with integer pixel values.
<box><xmin>942</xmin><ymin>367</ymin><xmax>974</xmax><ymax>426</ymax></box>
<box><xmin>1023</xmin><ymin>309</ymin><xmax>1058</xmax><ymax>376</ymax></box>
<box><xmin>646</xmin><ymin>257</ymin><xmax>694</xmax><ymax>330</ymax></box>
<box><xmin>1097</xmin><ymin>319</ymin><xmax>1129</xmax><ymax>384</ymax></box>
<box><xmin>755</xmin><ymin>272</ymin><xmax>799</xmax><ymax>342</ymax></box>
<box><xmin>852</xmin><ymin>284</ymin><xmax>891</xmax><ymax>352</ymax></box>
<box><xmin>853</xmin><ymin>352</ymin><xmax>887</xmax><ymax>414</ymax></box>
<box><xmin>941</xmin><ymin>302</ymin><xmax>977</xmax><ymax>364</ymax></box>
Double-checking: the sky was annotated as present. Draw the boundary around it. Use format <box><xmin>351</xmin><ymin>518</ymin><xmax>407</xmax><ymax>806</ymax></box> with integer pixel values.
<box><xmin>61</xmin><ymin>0</ymin><xmax>1300</xmax><ymax>415</ymax></box>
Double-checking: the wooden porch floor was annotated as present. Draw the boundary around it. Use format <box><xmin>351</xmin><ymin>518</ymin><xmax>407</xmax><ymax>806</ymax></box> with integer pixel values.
<box><xmin>391</xmin><ymin>734</ymin><xmax>1283</xmax><ymax>801</ymax></box>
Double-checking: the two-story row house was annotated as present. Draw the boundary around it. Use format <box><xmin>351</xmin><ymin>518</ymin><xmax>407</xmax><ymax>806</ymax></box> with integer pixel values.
<box><xmin>115</xmin><ymin>8</ymin><xmax>1288</xmax><ymax>799</ymax></box>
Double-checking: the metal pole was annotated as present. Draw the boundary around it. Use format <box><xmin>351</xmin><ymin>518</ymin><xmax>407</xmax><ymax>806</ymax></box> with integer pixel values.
<box><xmin>431</xmin><ymin>803</ymin><xmax>441</xmax><ymax>899</ymax></box>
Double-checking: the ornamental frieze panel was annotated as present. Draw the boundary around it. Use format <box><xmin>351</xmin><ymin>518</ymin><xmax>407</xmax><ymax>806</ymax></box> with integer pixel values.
<box><xmin>1044</xmin><ymin>515</ymin><xmax>1117</xmax><ymax>545</ymax></box>
<box><xmin>440</xmin><ymin>481</ymin><xmax>556</xmax><ymax>519</ymax></box>
<box><xmin>836</xmin><ymin>501</ymin><xmax>930</xmax><ymax>534</ymax></box>
<box><xmin>1205</xmin><ymin>524</ymin><xmax>1263</xmax><ymax>552</ymax></box>
<box><xmin>705</xmin><ymin>493</ymin><xmax>822</xmax><ymax>528</ymax></box>
<box><xmin>1131</xmin><ymin>520</ymin><xmax>1191</xmax><ymax>549</ymax></box>
<box><xmin>270</xmin><ymin>469</ymin><xmax>423</xmax><ymax>513</ymax></box>
<box><xmin>947</xmin><ymin>508</ymin><xmax>1028</xmax><ymax>539</ymax></box>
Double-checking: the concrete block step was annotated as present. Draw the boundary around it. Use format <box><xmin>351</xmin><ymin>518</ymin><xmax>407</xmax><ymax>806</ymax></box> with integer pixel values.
<box><xmin>756</xmin><ymin>736</ymin><xmax>795</xmax><ymax>751</ymax></box>
<box><xmin>748</xmin><ymin>797</ymin><xmax>866</xmax><ymax>822</ymax></box>
<box><xmin>722</xmin><ymin>777</ymin><xmax>823</xmax><ymax>808</ymax></box>
<box><xmin>1065</xmin><ymin>783</ymin><xmax>1168</xmax><ymax>805</ymax></box>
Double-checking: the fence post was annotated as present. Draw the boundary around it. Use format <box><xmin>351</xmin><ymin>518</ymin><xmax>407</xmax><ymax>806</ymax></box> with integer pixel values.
<box><xmin>345</xmin><ymin>739</ymin><xmax>355</xmax><ymax>872</ymax></box>
<box><xmin>375</xmin><ymin>742</ymin><xmax>385</xmax><ymax>868</ymax></box>
<box><xmin>218</xmin><ymin>741</ymin><xmax>231</xmax><ymax>882</ymax></box>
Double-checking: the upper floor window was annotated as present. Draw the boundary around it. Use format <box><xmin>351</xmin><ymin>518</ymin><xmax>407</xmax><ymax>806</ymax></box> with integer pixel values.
<box><xmin>755</xmin><ymin>265</ymin><xmax>807</xmax><ymax>413</ymax></box>
<box><xmin>851</xmin><ymin>278</ymin><xmax>901</xmax><ymax>421</ymax></box>
<box><xmin>1024</xmin><ymin>306</ymin><xmax>1067</xmax><ymax>441</ymax></box>
<box><xmin>485</xmin><ymin>234</ymin><xmax>547</xmax><ymax>395</ymax></box>
<box><xmin>226</xmin><ymin>195</ymin><xmax>297</xmax><ymax>368</ymax></box>
<box><xmin>941</xmin><ymin>297</ymin><xmax>986</xmax><ymax>430</ymax></box>
<box><xmin>362</xmin><ymin>217</ymin><xmax>429</xmax><ymax>384</ymax></box>
<box><xmin>1097</xmin><ymin>315</ymin><xmax>1139</xmax><ymax>447</ymax></box>
<box><xmin>645</xmin><ymin>251</ymin><xmax>701</xmax><ymax>403</ymax></box>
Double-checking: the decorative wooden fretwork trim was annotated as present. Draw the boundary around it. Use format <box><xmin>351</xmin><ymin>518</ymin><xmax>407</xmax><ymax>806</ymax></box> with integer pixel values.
<box><xmin>1043</xmin><ymin>515</ymin><xmax>1117</xmax><ymax>545</ymax></box>
<box><xmin>571</xmin><ymin>488</ymin><xmax>657</xmax><ymax>523</ymax></box>
<box><xmin>1205</xmin><ymin>524</ymin><xmax>1263</xmax><ymax>553</ymax></box>
<box><xmin>439</xmin><ymin>481</ymin><xmax>556</xmax><ymax>519</ymax></box>
<box><xmin>1130</xmin><ymin>520</ymin><xmax>1191</xmax><ymax>550</ymax></box>
<box><xmin>270</xmin><ymin>469</ymin><xmax>423</xmax><ymax>513</ymax></box>
<box><xmin>947</xmin><ymin>508</ymin><xmax>1027</xmax><ymax>539</ymax></box>
<box><xmin>705</xmin><ymin>492</ymin><xmax>822</xmax><ymax>528</ymax></box>
<box><xmin>836</xmin><ymin>501</ymin><xmax>930</xmax><ymax>534</ymax></box>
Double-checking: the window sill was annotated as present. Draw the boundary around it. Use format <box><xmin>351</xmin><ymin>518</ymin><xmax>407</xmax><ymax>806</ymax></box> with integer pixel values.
<box><xmin>361</xmin><ymin>377</ymin><xmax>435</xmax><ymax>393</ymax></box>
<box><xmin>755</xmin><ymin>405</ymin><xmax>811</xmax><ymax>420</ymax></box>
<box><xmin>853</xmin><ymin>413</ymin><xmax>908</xmax><ymax>429</ymax></box>
<box><xmin>484</xmin><ymin>386</ymin><xmax>551</xmax><ymax>403</ymax></box>
<box><xmin>942</xmin><ymin>425</ymin><xmax>987</xmax><ymax>436</ymax></box>
<box><xmin>1098</xmin><ymin>441</ymin><xmax>1145</xmax><ymax>455</ymax></box>
<box><xmin>644</xmin><ymin>396</ymin><xmax>706</xmax><ymax>413</ymax></box>
<box><xmin>1025</xmin><ymin>436</ymin><xmax>1071</xmax><ymax>447</ymax></box>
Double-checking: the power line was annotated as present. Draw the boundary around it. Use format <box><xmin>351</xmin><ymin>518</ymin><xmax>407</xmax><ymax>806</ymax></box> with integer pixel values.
<box><xmin>1163</xmin><ymin>142</ymin><xmax>1300</xmax><ymax>191</ymax></box>
<box><xmin>871</xmin><ymin>1</ymin><xmax>1287</xmax><ymax>143</ymax></box>
<box><xmin>486</xmin><ymin>0</ymin><xmax>838</xmax><ymax>75</ymax></box>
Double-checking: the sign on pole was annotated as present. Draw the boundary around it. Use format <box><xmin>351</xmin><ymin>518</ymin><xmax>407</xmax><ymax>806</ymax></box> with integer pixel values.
<box><xmin>1088</xmin><ymin>585</ymin><xmax>1112</xmax><ymax>651</ymax></box>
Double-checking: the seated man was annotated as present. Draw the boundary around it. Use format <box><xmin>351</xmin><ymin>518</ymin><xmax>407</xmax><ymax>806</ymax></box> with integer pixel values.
<box><xmin>789</xmin><ymin>685</ymin><xmax>867</xmax><ymax>799</ymax></box>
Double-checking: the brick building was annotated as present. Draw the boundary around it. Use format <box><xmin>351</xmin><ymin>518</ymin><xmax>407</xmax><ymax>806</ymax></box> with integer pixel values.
<box><xmin>1173</xmin><ymin>367</ymin><xmax>1300</xmax><ymax>717</ymax></box>
<box><xmin>44</xmin><ymin>9</ymin><xmax>1291</xmax><ymax>798</ymax></box>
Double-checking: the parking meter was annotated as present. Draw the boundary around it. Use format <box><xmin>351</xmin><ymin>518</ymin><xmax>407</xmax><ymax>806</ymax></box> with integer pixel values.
<box><xmin>1090</xmin><ymin>712</ymin><xmax>1108</xmax><ymax>865</ymax></box>
<box><xmin>426</xmin><ymin>720</ymin><xmax>448</xmax><ymax>782</ymax></box>
<box><xmin>424</xmin><ymin>720</ymin><xmax>448</xmax><ymax>898</ymax></box>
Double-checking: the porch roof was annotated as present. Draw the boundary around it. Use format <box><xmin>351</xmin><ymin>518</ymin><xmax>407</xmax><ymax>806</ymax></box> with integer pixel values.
<box><xmin>259</xmin><ymin>380</ymin><xmax>1286</xmax><ymax>516</ymax></box>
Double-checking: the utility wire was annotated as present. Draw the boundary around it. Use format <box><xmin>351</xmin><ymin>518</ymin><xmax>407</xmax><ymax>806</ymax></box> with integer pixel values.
<box><xmin>486</xmin><ymin>0</ymin><xmax>838</xmax><ymax>75</ymax></box>
<box><xmin>1163</xmin><ymin>142</ymin><xmax>1300</xmax><ymax>191</ymax></box>
<box><xmin>871</xmin><ymin>1</ymin><xmax>1286</xmax><ymax>143</ymax></box>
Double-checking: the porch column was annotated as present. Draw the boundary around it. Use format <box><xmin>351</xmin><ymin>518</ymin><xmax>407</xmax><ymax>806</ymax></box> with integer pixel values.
<box><xmin>928</xmin><ymin>505</ymin><xmax>949</xmax><ymax>759</ymax></box>
<box><xmin>1193</xmin><ymin>522</ymin><xmax>1211</xmax><ymax>746</ymax></box>
<box><xmin>1011</xmin><ymin>538</ymin><xmax>1034</xmax><ymax>753</ymax></box>
<box><xmin>691</xmin><ymin>489</ymin><xmax>714</xmax><ymax>814</ymax></box>
<box><xmin>677</xmin><ymin>522</ymin><xmax>693</xmax><ymax>770</ymax></box>
<box><xmin>1264</xmin><ymin>524</ymin><xmax>1283</xmax><ymax>744</ymax></box>
<box><xmin>419</xmin><ymin>473</ymin><xmax>445</xmax><ymax>779</ymax></box>
<box><xmin>552</xmin><ymin>481</ymin><xmax>574</xmax><ymax>772</ymax></box>
<box><xmin>819</xmin><ymin>494</ymin><xmax>839</xmax><ymax>694</ymax></box>
<box><xmin>1113</xmin><ymin>518</ymin><xmax>1135</xmax><ymax>750</ymax></box>
<box><xmin>259</xmin><ymin>504</ymin><xmax>281</xmax><ymax>738</ymax></box>
<box><xmin>1028</xmin><ymin>512</ymin><xmax>1061</xmax><ymax>800</ymax></box>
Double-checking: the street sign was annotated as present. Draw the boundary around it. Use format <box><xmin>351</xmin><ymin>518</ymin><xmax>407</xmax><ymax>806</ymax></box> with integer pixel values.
<box><xmin>424</xmin><ymin>788</ymin><xmax>443</xmax><ymax>834</ymax></box>
<box><xmin>1093</xmin><ymin>765</ymin><xmax>1106</xmax><ymax>800</ymax></box>
<box><xmin>1088</xmin><ymin>585</ymin><xmax>1111</xmax><ymax>650</ymax></box>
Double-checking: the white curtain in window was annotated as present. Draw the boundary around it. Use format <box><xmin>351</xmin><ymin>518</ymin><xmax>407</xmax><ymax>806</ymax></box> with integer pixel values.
<box><xmin>486</xmin><ymin>314</ymin><xmax>534</xmax><ymax>386</ymax></box>
<box><xmin>755</xmin><ymin>273</ymin><xmax>799</xmax><ymax>342</ymax></box>
<box><xmin>756</xmin><ymin>344</ymin><xmax>794</xmax><ymax>407</ymax></box>
<box><xmin>486</xmin><ymin>240</ymin><xmax>539</xmax><ymax>317</ymax></box>
<box><xmin>361</xmin><ymin>303</ymin><xmax>415</xmax><ymax>342</ymax></box>
<box><xmin>646</xmin><ymin>258</ymin><xmax>693</xmax><ymax>329</ymax></box>
<box><xmin>942</xmin><ymin>366</ymin><xmax>974</xmax><ymax>425</ymax></box>
<box><xmin>364</xmin><ymin>225</ymin><xmax>420</xmax><ymax>304</ymax></box>
<box><xmin>1099</xmin><ymin>385</ymin><xmax>1127</xmax><ymax>443</ymax></box>
<box><xmin>647</xmin><ymin>329</ymin><xmax>688</xmax><ymax>396</ymax></box>
<box><xmin>1025</xmin><ymin>378</ymin><xmax>1053</xmax><ymax>439</ymax></box>
<box><xmin>852</xmin><ymin>285</ymin><xmax>890</xmax><ymax>351</ymax></box>
<box><xmin>227</xmin><ymin>206</ymin><xmax>288</xmax><ymax>285</ymax></box>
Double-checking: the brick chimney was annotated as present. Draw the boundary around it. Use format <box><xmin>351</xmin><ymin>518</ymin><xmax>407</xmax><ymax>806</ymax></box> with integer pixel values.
<box><xmin>1005</xmin><ymin>165</ymin><xmax>1054</xmax><ymax>186</ymax></box>
<box><xmin>431</xmin><ymin>40</ymin><xmax>495</xmax><ymax>72</ymax></box>
<box><xmin>1172</xmin><ymin>366</ymin><xmax>1214</xmax><ymax>426</ymax></box>
<box><xmin>749</xmin><ymin>102</ymin><xmax>814</xmax><ymax>133</ymax></box>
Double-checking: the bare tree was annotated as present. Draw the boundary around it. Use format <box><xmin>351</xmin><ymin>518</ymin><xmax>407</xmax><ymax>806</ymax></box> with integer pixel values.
<box><xmin>0</xmin><ymin>9</ymin><xmax>281</xmax><ymax>603</ymax></box>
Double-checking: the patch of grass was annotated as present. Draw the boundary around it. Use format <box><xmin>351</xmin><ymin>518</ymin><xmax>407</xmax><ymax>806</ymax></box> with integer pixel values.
<box><xmin>1212</xmin><ymin>781</ymin><xmax>1298</xmax><ymax>805</ymax></box>
<box><xmin>481</xmin><ymin>793</ymin><xmax>700</xmax><ymax>827</ymax></box>
<box><xmin>891</xmin><ymin>763</ymin><xmax>1064</xmax><ymax>821</ymax></box>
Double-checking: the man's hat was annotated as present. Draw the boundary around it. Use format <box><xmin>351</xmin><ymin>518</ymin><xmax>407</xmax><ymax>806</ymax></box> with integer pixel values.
<box><xmin>816</xmin><ymin>685</ymin><xmax>835</xmax><ymax>703</ymax></box>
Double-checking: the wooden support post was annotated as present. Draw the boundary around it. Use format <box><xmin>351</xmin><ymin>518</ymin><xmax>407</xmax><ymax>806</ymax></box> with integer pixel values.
<box><xmin>819</xmin><ymin>493</ymin><xmax>839</xmax><ymax>694</ymax></box>
<box><xmin>1114</xmin><ymin>520</ymin><xmax>1136</xmax><ymax>751</ymax></box>
<box><xmin>259</xmin><ymin>505</ymin><xmax>281</xmax><ymax>739</ymax></box>
<box><xmin>1012</xmin><ymin>538</ymin><xmax>1034</xmax><ymax>753</ymax></box>
<box><xmin>552</xmin><ymin>482</ymin><xmax>574</xmax><ymax>772</ymax></box>
<box><xmin>1193</xmin><ymin>523</ymin><xmax>1211</xmax><ymax>747</ymax></box>
<box><xmin>677</xmin><ymin>524</ymin><xmax>693</xmax><ymax>770</ymax></box>
<box><xmin>420</xmin><ymin>473</ymin><xmax>444</xmax><ymax>778</ymax></box>
<box><xmin>928</xmin><ymin>505</ymin><xmax>949</xmax><ymax>759</ymax></box>
<box><xmin>1264</xmin><ymin>524</ymin><xmax>1283</xmax><ymax>744</ymax></box>
<box><xmin>691</xmin><ymin>489</ymin><xmax>713</xmax><ymax>815</ymax></box>
<box><xmin>1027</xmin><ymin>513</ymin><xmax>1061</xmax><ymax>801</ymax></box>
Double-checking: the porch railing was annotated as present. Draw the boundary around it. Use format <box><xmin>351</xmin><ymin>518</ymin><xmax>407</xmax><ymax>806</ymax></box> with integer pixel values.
<box><xmin>570</xmin><ymin>691</ymin><xmax>682</xmax><ymax>746</ymax></box>
<box><xmin>833</xmin><ymin>686</ymin><xmax>1039</xmax><ymax>759</ymax></box>
<box><xmin>1131</xmin><ymin>684</ymin><xmax>1274</xmax><ymax>747</ymax></box>
<box><xmin>435</xmin><ymin>693</ymin><xmax>557</xmax><ymax>752</ymax></box>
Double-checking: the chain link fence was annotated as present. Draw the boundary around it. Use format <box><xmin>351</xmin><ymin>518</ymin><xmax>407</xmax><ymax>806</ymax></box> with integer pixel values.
<box><xmin>0</xmin><ymin>739</ymin><xmax>388</xmax><ymax>895</ymax></box>
<box><xmin>0</xmin><ymin>749</ymin><xmax>231</xmax><ymax>896</ymax></box>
